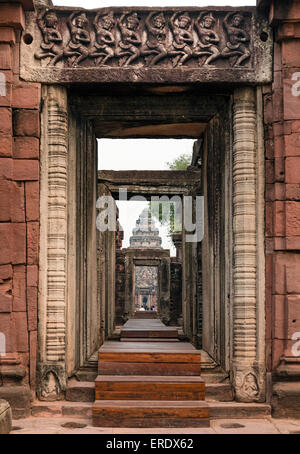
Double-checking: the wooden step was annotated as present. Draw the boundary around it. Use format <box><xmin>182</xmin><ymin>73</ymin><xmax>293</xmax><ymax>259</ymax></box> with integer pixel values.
<box><xmin>93</xmin><ymin>400</ymin><xmax>210</xmax><ymax>428</ymax></box>
<box><xmin>120</xmin><ymin>319</ymin><xmax>178</xmax><ymax>339</ymax></box>
<box><xmin>95</xmin><ymin>375</ymin><xmax>205</xmax><ymax>401</ymax></box>
<box><xmin>120</xmin><ymin>338</ymin><xmax>179</xmax><ymax>342</ymax></box>
<box><xmin>134</xmin><ymin>311</ymin><xmax>158</xmax><ymax>319</ymax></box>
<box><xmin>98</xmin><ymin>350</ymin><xmax>201</xmax><ymax>376</ymax></box>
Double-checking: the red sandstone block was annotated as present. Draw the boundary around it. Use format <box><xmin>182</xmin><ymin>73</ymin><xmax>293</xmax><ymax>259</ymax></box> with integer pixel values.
<box><xmin>0</xmin><ymin>157</ymin><xmax>12</xmax><ymax>179</ymax></box>
<box><xmin>274</xmin><ymin>183</ymin><xmax>286</xmax><ymax>200</ymax></box>
<box><xmin>12</xmin><ymin>222</ymin><xmax>26</xmax><ymax>265</ymax></box>
<box><xmin>0</xmin><ymin>4</ymin><xmax>25</xmax><ymax>30</ymax></box>
<box><xmin>286</xmin><ymin>264</ymin><xmax>300</xmax><ymax>294</ymax></box>
<box><xmin>286</xmin><ymin>237</ymin><xmax>300</xmax><ymax>250</ymax></box>
<box><xmin>27</xmin><ymin>222</ymin><xmax>38</xmax><ymax>265</ymax></box>
<box><xmin>275</xmin><ymin>157</ymin><xmax>285</xmax><ymax>182</ymax></box>
<box><xmin>0</xmin><ymin>107</ymin><xmax>11</xmax><ymax>135</ymax></box>
<box><xmin>0</xmin><ymin>222</ymin><xmax>12</xmax><ymax>264</ymax></box>
<box><xmin>274</xmin><ymin>42</ymin><xmax>281</xmax><ymax>72</ymax></box>
<box><xmin>13</xmin><ymin>159</ymin><xmax>39</xmax><ymax>181</ymax></box>
<box><xmin>274</xmin><ymin>134</ymin><xmax>284</xmax><ymax>158</ymax></box>
<box><xmin>12</xmin><ymin>265</ymin><xmax>26</xmax><ymax>311</ymax></box>
<box><xmin>13</xmin><ymin>312</ymin><xmax>28</xmax><ymax>353</ymax></box>
<box><xmin>25</xmin><ymin>181</ymin><xmax>38</xmax><ymax>221</ymax></box>
<box><xmin>263</xmin><ymin>94</ymin><xmax>273</xmax><ymax>124</ymax></box>
<box><xmin>273</xmin><ymin>70</ymin><xmax>283</xmax><ymax>91</ymax></box>
<box><xmin>273</xmin><ymin>89</ymin><xmax>284</xmax><ymax>123</ymax></box>
<box><xmin>273</xmin><ymin>295</ymin><xmax>285</xmax><ymax>339</ymax></box>
<box><xmin>0</xmin><ymin>135</ymin><xmax>12</xmax><ymax>157</ymax></box>
<box><xmin>11</xmin><ymin>181</ymin><xmax>25</xmax><ymax>222</ymax></box>
<box><xmin>13</xmin><ymin>110</ymin><xmax>40</xmax><ymax>137</ymax></box>
<box><xmin>27</xmin><ymin>265</ymin><xmax>38</xmax><ymax>287</ymax></box>
<box><xmin>0</xmin><ymin>289</ymin><xmax>12</xmax><ymax>312</ymax></box>
<box><xmin>12</xmin><ymin>84</ymin><xmax>40</xmax><ymax>110</ymax></box>
<box><xmin>286</xmin><ymin>184</ymin><xmax>300</xmax><ymax>200</ymax></box>
<box><xmin>0</xmin><ymin>264</ymin><xmax>12</xmax><ymax>280</ymax></box>
<box><xmin>272</xmin><ymin>339</ymin><xmax>285</xmax><ymax>370</ymax></box>
<box><xmin>290</xmin><ymin>120</ymin><xmax>300</xmax><ymax>133</ymax></box>
<box><xmin>284</xmin><ymin>133</ymin><xmax>300</xmax><ymax>156</ymax></box>
<box><xmin>265</xmin><ymin>202</ymin><xmax>273</xmax><ymax>237</ymax></box>
<box><xmin>265</xmin><ymin>159</ymin><xmax>274</xmax><ymax>183</ymax></box>
<box><xmin>0</xmin><ymin>28</ymin><xmax>15</xmax><ymax>45</ymax></box>
<box><xmin>265</xmin><ymin>139</ymin><xmax>274</xmax><ymax>159</ymax></box>
<box><xmin>0</xmin><ymin>179</ymin><xmax>11</xmax><ymax>221</ymax></box>
<box><xmin>282</xmin><ymin>41</ymin><xmax>300</xmax><ymax>67</ymax></box>
<box><xmin>0</xmin><ymin>43</ymin><xmax>12</xmax><ymax>70</ymax></box>
<box><xmin>27</xmin><ymin>285</ymin><xmax>37</xmax><ymax>331</ymax></box>
<box><xmin>283</xmin><ymin>79</ymin><xmax>300</xmax><ymax>121</ymax></box>
<box><xmin>266</xmin><ymin>183</ymin><xmax>274</xmax><ymax>201</ymax></box>
<box><xmin>29</xmin><ymin>330</ymin><xmax>37</xmax><ymax>389</ymax></box>
<box><xmin>286</xmin><ymin>295</ymin><xmax>300</xmax><ymax>339</ymax></box>
<box><xmin>274</xmin><ymin>201</ymin><xmax>285</xmax><ymax>236</ymax></box>
<box><xmin>13</xmin><ymin>137</ymin><xmax>39</xmax><ymax>159</ymax></box>
<box><xmin>286</xmin><ymin>201</ymin><xmax>300</xmax><ymax>236</ymax></box>
<box><xmin>286</xmin><ymin>157</ymin><xmax>300</xmax><ymax>183</ymax></box>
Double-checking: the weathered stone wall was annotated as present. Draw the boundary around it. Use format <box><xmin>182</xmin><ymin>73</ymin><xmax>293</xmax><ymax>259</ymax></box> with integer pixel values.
<box><xmin>260</xmin><ymin>0</ymin><xmax>300</xmax><ymax>417</ymax></box>
<box><xmin>0</xmin><ymin>1</ymin><xmax>39</xmax><ymax>418</ymax></box>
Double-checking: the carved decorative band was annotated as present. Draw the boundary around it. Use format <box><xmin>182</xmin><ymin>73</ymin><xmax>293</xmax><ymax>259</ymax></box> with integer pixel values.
<box><xmin>34</xmin><ymin>9</ymin><xmax>253</xmax><ymax>69</ymax></box>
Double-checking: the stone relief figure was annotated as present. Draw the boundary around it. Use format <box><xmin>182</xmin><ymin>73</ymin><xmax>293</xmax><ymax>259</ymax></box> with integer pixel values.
<box><xmin>117</xmin><ymin>12</ymin><xmax>142</xmax><ymax>66</ymax></box>
<box><xmin>90</xmin><ymin>11</ymin><xmax>115</xmax><ymax>66</ymax></box>
<box><xmin>242</xmin><ymin>372</ymin><xmax>259</xmax><ymax>398</ymax></box>
<box><xmin>169</xmin><ymin>12</ymin><xmax>195</xmax><ymax>67</ymax></box>
<box><xmin>142</xmin><ymin>12</ymin><xmax>168</xmax><ymax>66</ymax></box>
<box><xmin>52</xmin><ymin>12</ymin><xmax>91</xmax><ymax>66</ymax></box>
<box><xmin>41</xmin><ymin>370</ymin><xmax>60</xmax><ymax>399</ymax></box>
<box><xmin>221</xmin><ymin>12</ymin><xmax>250</xmax><ymax>66</ymax></box>
<box><xmin>35</xmin><ymin>10</ymin><xmax>63</xmax><ymax>64</ymax></box>
<box><xmin>194</xmin><ymin>12</ymin><xmax>220</xmax><ymax>66</ymax></box>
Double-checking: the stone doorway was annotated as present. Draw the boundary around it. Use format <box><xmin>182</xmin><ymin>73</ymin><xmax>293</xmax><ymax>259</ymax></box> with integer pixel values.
<box><xmin>20</xmin><ymin>5</ymin><xmax>272</xmax><ymax>404</ymax></box>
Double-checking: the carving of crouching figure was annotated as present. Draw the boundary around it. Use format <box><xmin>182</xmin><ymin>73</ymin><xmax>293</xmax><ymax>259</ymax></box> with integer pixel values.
<box><xmin>194</xmin><ymin>12</ymin><xmax>220</xmax><ymax>66</ymax></box>
<box><xmin>52</xmin><ymin>12</ymin><xmax>91</xmax><ymax>66</ymax></box>
<box><xmin>35</xmin><ymin>10</ymin><xmax>63</xmax><ymax>64</ymax></box>
<box><xmin>117</xmin><ymin>12</ymin><xmax>142</xmax><ymax>66</ymax></box>
<box><xmin>169</xmin><ymin>12</ymin><xmax>195</xmax><ymax>67</ymax></box>
<box><xmin>90</xmin><ymin>11</ymin><xmax>115</xmax><ymax>66</ymax></box>
<box><xmin>221</xmin><ymin>12</ymin><xmax>250</xmax><ymax>67</ymax></box>
<box><xmin>142</xmin><ymin>12</ymin><xmax>168</xmax><ymax>66</ymax></box>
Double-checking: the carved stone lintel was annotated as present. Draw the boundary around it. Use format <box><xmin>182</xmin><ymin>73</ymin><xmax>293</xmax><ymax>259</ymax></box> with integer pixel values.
<box><xmin>21</xmin><ymin>7</ymin><xmax>273</xmax><ymax>84</ymax></box>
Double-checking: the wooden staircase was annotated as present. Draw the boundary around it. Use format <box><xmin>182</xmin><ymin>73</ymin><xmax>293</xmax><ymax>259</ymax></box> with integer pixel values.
<box><xmin>92</xmin><ymin>319</ymin><xmax>210</xmax><ymax>428</ymax></box>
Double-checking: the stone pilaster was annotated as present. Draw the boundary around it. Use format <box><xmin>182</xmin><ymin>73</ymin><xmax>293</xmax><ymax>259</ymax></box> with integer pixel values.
<box><xmin>38</xmin><ymin>85</ymin><xmax>68</xmax><ymax>400</ymax></box>
<box><xmin>232</xmin><ymin>87</ymin><xmax>265</xmax><ymax>402</ymax></box>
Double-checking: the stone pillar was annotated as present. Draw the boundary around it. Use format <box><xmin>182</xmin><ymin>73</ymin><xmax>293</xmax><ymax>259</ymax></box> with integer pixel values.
<box><xmin>232</xmin><ymin>87</ymin><xmax>265</xmax><ymax>402</ymax></box>
<box><xmin>38</xmin><ymin>85</ymin><xmax>68</xmax><ymax>400</ymax></box>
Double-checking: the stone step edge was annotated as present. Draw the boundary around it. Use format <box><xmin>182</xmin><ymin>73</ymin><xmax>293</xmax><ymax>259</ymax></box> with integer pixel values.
<box><xmin>31</xmin><ymin>400</ymin><xmax>271</xmax><ymax>419</ymax></box>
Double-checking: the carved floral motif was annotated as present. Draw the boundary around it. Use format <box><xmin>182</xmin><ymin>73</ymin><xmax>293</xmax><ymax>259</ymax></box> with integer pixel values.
<box><xmin>35</xmin><ymin>9</ymin><xmax>252</xmax><ymax>68</ymax></box>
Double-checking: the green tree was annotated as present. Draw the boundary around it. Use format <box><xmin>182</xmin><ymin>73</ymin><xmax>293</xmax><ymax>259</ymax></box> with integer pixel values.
<box><xmin>149</xmin><ymin>153</ymin><xmax>192</xmax><ymax>235</ymax></box>
<box><xmin>166</xmin><ymin>153</ymin><xmax>192</xmax><ymax>170</ymax></box>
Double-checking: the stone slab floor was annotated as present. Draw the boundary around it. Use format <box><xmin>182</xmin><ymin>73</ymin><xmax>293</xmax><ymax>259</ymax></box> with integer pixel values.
<box><xmin>9</xmin><ymin>417</ymin><xmax>300</xmax><ymax>434</ymax></box>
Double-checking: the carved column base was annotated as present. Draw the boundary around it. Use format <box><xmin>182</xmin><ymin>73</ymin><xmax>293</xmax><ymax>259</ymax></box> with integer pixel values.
<box><xmin>37</xmin><ymin>363</ymin><xmax>66</xmax><ymax>401</ymax></box>
<box><xmin>232</xmin><ymin>362</ymin><xmax>265</xmax><ymax>403</ymax></box>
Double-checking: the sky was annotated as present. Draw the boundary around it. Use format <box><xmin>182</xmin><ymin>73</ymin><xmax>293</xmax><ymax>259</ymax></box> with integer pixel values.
<box><xmin>53</xmin><ymin>0</ymin><xmax>255</xmax><ymax>253</ymax></box>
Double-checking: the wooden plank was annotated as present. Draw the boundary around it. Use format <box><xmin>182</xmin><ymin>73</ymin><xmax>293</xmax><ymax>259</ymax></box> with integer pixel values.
<box><xmin>98</xmin><ymin>352</ymin><xmax>201</xmax><ymax>363</ymax></box>
<box><xmin>93</xmin><ymin>400</ymin><xmax>210</xmax><ymax>428</ymax></box>
<box><xmin>98</xmin><ymin>362</ymin><xmax>201</xmax><ymax>376</ymax></box>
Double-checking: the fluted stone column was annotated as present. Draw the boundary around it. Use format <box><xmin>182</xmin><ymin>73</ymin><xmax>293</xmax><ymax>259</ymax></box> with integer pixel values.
<box><xmin>232</xmin><ymin>87</ymin><xmax>265</xmax><ymax>402</ymax></box>
<box><xmin>38</xmin><ymin>85</ymin><xmax>68</xmax><ymax>399</ymax></box>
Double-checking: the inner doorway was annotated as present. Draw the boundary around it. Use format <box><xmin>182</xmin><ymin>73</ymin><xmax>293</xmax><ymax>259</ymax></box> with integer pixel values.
<box><xmin>134</xmin><ymin>265</ymin><xmax>158</xmax><ymax>313</ymax></box>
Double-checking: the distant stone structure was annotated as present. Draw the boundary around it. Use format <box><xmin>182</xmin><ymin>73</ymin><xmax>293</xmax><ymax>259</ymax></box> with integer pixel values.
<box><xmin>129</xmin><ymin>208</ymin><xmax>162</xmax><ymax>249</ymax></box>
